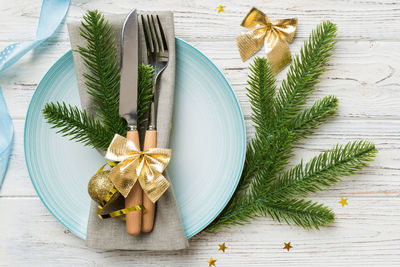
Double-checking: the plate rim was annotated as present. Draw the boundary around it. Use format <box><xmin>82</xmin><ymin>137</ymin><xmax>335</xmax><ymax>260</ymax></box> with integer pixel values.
<box><xmin>24</xmin><ymin>38</ymin><xmax>246</xmax><ymax>239</ymax></box>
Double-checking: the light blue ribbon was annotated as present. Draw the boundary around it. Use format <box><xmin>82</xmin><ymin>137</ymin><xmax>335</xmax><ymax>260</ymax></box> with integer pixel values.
<box><xmin>0</xmin><ymin>89</ymin><xmax>12</xmax><ymax>187</ymax></box>
<box><xmin>0</xmin><ymin>0</ymin><xmax>70</xmax><ymax>190</ymax></box>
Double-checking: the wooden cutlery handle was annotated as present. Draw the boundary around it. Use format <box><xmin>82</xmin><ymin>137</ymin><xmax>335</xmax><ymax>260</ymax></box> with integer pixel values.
<box><xmin>125</xmin><ymin>130</ymin><xmax>142</xmax><ymax>235</ymax></box>
<box><xmin>142</xmin><ymin>130</ymin><xmax>157</xmax><ymax>232</ymax></box>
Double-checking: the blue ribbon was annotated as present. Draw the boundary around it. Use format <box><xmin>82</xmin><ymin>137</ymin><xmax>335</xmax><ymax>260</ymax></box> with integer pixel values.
<box><xmin>0</xmin><ymin>0</ymin><xmax>70</xmax><ymax>190</ymax></box>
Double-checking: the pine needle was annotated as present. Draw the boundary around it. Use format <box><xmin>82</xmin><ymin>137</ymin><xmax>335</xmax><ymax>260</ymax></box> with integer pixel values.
<box><xmin>274</xmin><ymin>21</ymin><xmax>337</xmax><ymax>130</ymax></box>
<box><xmin>41</xmin><ymin>13</ymin><xmax>377</xmax><ymax>232</ymax></box>
<box><xmin>76</xmin><ymin>10</ymin><xmax>126</xmax><ymax>135</ymax></box>
<box><xmin>42</xmin><ymin>102</ymin><xmax>112</xmax><ymax>149</ymax></box>
<box><xmin>247</xmin><ymin>57</ymin><xmax>276</xmax><ymax>136</ymax></box>
<box><xmin>42</xmin><ymin>10</ymin><xmax>155</xmax><ymax>149</ymax></box>
<box><xmin>267</xmin><ymin>141</ymin><xmax>378</xmax><ymax>201</ymax></box>
<box><xmin>289</xmin><ymin>95</ymin><xmax>338</xmax><ymax>139</ymax></box>
<box><xmin>138</xmin><ymin>64</ymin><xmax>155</xmax><ymax>130</ymax></box>
<box><xmin>205</xmin><ymin>21</ymin><xmax>377</xmax><ymax>233</ymax></box>
<box><xmin>261</xmin><ymin>199</ymin><xmax>335</xmax><ymax>230</ymax></box>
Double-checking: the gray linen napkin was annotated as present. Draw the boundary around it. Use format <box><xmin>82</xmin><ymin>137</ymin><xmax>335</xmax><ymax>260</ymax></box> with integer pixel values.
<box><xmin>67</xmin><ymin>12</ymin><xmax>188</xmax><ymax>250</ymax></box>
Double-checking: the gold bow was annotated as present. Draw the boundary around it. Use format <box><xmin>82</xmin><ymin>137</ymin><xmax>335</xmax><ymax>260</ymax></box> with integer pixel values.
<box><xmin>105</xmin><ymin>134</ymin><xmax>171</xmax><ymax>203</ymax></box>
<box><xmin>236</xmin><ymin>7</ymin><xmax>298</xmax><ymax>73</ymax></box>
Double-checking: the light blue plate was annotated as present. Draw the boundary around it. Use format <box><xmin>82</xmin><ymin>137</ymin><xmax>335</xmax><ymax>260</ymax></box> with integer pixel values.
<box><xmin>25</xmin><ymin>39</ymin><xmax>245</xmax><ymax>239</ymax></box>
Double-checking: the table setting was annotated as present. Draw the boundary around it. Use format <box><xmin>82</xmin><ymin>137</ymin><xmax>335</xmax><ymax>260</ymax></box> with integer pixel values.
<box><xmin>1</xmin><ymin>0</ymin><xmax>400</xmax><ymax>266</ymax></box>
<box><xmin>24</xmin><ymin>4</ymin><xmax>248</xmax><ymax>251</ymax></box>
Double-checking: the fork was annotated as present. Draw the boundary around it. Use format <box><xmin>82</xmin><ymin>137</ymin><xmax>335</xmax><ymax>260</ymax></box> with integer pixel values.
<box><xmin>140</xmin><ymin>14</ymin><xmax>169</xmax><ymax>232</ymax></box>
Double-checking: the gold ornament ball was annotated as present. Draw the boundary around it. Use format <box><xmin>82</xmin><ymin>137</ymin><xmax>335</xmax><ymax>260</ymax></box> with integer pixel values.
<box><xmin>88</xmin><ymin>170</ymin><xmax>120</xmax><ymax>204</ymax></box>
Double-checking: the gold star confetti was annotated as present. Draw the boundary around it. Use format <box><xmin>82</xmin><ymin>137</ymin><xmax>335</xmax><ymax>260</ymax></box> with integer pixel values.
<box><xmin>207</xmin><ymin>257</ymin><xmax>217</xmax><ymax>266</ymax></box>
<box><xmin>216</xmin><ymin>4</ymin><xmax>226</xmax><ymax>13</ymax></box>
<box><xmin>283</xmin><ymin>242</ymin><xmax>293</xmax><ymax>251</ymax></box>
<box><xmin>339</xmin><ymin>197</ymin><xmax>348</xmax><ymax>207</ymax></box>
<box><xmin>218</xmin><ymin>242</ymin><xmax>228</xmax><ymax>252</ymax></box>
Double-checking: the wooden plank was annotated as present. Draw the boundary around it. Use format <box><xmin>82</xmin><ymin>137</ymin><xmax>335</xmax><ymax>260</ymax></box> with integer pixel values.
<box><xmin>1</xmin><ymin>0</ymin><xmax>400</xmax><ymax>265</ymax></box>
<box><xmin>1</xmin><ymin>197</ymin><xmax>399</xmax><ymax>266</ymax></box>
<box><xmin>0</xmin><ymin>0</ymin><xmax>400</xmax><ymax>42</ymax></box>
<box><xmin>1</xmin><ymin>40</ymin><xmax>400</xmax><ymax>119</ymax></box>
<box><xmin>1</xmin><ymin>116</ymin><xmax>399</xmax><ymax>197</ymax></box>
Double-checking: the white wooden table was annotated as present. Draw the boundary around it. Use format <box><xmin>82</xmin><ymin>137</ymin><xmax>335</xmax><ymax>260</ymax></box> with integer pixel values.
<box><xmin>1</xmin><ymin>0</ymin><xmax>399</xmax><ymax>266</ymax></box>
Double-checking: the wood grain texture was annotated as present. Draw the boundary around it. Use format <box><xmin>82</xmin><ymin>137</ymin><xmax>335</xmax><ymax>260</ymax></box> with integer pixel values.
<box><xmin>1</xmin><ymin>0</ymin><xmax>400</xmax><ymax>42</ymax></box>
<box><xmin>0</xmin><ymin>0</ymin><xmax>399</xmax><ymax>265</ymax></box>
<box><xmin>1</xmin><ymin>197</ymin><xmax>400</xmax><ymax>266</ymax></box>
<box><xmin>1</xmin><ymin>40</ymin><xmax>400</xmax><ymax>119</ymax></box>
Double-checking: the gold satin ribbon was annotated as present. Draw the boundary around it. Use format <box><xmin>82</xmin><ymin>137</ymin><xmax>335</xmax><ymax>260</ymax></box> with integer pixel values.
<box><xmin>105</xmin><ymin>134</ymin><xmax>171</xmax><ymax>203</ymax></box>
<box><xmin>236</xmin><ymin>7</ymin><xmax>298</xmax><ymax>73</ymax></box>
<box><xmin>96</xmin><ymin>185</ymin><xmax>146</xmax><ymax>220</ymax></box>
<box><xmin>94</xmin><ymin>162</ymin><xmax>146</xmax><ymax>220</ymax></box>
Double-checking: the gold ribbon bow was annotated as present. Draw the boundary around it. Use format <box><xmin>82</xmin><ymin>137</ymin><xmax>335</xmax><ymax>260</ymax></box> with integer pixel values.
<box><xmin>105</xmin><ymin>134</ymin><xmax>171</xmax><ymax>203</ymax></box>
<box><xmin>236</xmin><ymin>7</ymin><xmax>298</xmax><ymax>73</ymax></box>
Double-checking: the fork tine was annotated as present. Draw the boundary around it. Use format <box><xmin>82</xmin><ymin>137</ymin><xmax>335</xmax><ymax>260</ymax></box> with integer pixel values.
<box><xmin>150</xmin><ymin>15</ymin><xmax>162</xmax><ymax>52</ymax></box>
<box><xmin>147</xmin><ymin>15</ymin><xmax>159</xmax><ymax>52</ymax></box>
<box><xmin>156</xmin><ymin>15</ymin><xmax>168</xmax><ymax>51</ymax></box>
<box><xmin>141</xmin><ymin>15</ymin><xmax>152</xmax><ymax>53</ymax></box>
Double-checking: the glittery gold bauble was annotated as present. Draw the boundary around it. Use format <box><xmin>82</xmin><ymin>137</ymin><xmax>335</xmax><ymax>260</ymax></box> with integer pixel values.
<box><xmin>88</xmin><ymin>170</ymin><xmax>120</xmax><ymax>204</ymax></box>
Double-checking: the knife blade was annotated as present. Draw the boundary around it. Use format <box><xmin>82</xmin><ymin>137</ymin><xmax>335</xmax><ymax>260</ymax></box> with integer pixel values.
<box><xmin>120</xmin><ymin>9</ymin><xmax>139</xmax><ymax>129</ymax></box>
<box><xmin>120</xmin><ymin>9</ymin><xmax>142</xmax><ymax>236</ymax></box>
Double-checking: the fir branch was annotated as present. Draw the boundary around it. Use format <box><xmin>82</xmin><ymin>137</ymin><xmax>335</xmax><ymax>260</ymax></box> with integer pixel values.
<box><xmin>43</xmin><ymin>11</ymin><xmax>155</xmax><ymax>150</ymax></box>
<box><xmin>266</xmin><ymin>141</ymin><xmax>377</xmax><ymax>201</ymax></box>
<box><xmin>288</xmin><ymin>95</ymin><xmax>338</xmax><ymax>138</ymax></box>
<box><xmin>260</xmin><ymin>199</ymin><xmax>335</xmax><ymax>230</ymax></box>
<box><xmin>205</xmin><ymin>21</ymin><xmax>377</xmax><ymax>233</ymax></box>
<box><xmin>242</xmin><ymin>22</ymin><xmax>339</xmax><ymax>194</ymax></box>
<box><xmin>274</xmin><ymin>21</ymin><xmax>337</xmax><ymax>130</ymax></box>
<box><xmin>138</xmin><ymin>64</ymin><xmax>155</xmax><ymax>130</ymax></box>
<box><xmin>236</xmin><ymin>58</ymin><xmax>277</xmax><ymax>193</ymax></box>
<box><xmin>247</xmin><ymin>57</ymin><xmax>276</xmax><ymax>136</ymax></box>
<box><xmin>249</xmin><ymin>129</ymin><xmax>294</xmax><ymax>196</ymax></box>
<box><xmin>76</xmin><ymin>10</ymin><xmax>127</xmax><ymax>135</ymax></box>
<box><xmin>42</xmin><ymin>102</ymin><xmax>112</xmax><ymax>149</ymax></box>
<box><xmin>237</xmin><ymin>129</ymin><xmax>293</xmax><ymax>194</ymax></box>
<box><xmin>207</xmin><ymin>197</ymin><xmax>255</xmax><ymax>232</ymax></box>
<box><xmin>207</xmin><ymin>197</ymin><xmax>334</xmax><ymax>232</ymax></box>
<box><xmin>257</xmin><ymin>21</ymin><xmax>338</xmax><ymax>183</ymax></box>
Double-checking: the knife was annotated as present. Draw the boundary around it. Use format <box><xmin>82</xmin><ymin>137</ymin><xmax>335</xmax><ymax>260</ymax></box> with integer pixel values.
<box><xmin>120</xmin><ymin>9</ymin><xmax>142</xmax><ymax>236</ymax></box>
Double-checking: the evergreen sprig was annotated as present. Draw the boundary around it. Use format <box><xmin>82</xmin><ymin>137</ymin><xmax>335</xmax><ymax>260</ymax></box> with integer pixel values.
<box><xmin>42</xmin><ymin>102</ymin><xmax>112</xmax><ymax>150</ymax></box>
<box><xmin>205</xmin><ymin>21</ymin><xmax>377</xmax><ymax>232</ymax></box>
<box><xmin>266</xmin><ymin>141</ymin><xmax>377</xmax><ymax>201</ymax></box>
<box><xmin>77</xmin><ymin>10</ymin><xmax>126</xmax><ymax>135</ymax></box>
<box><xmin>42</xmin><ymin>11</ymin><xmax>377</xmax><ymax>233</ymax></box>
<box><xmin>42</xmin><ymin>10</ymin><xmax>154</xmax><ymax>149</ymax></box>
<box><xmin>138</xmin><ymin>64</ymin><xmax>155</xmax><ymax>129</ymax></box>
<box><xmin>274</xmin><ymin>21</ymin><xmax>337</xmax><ymax>130</ymax></box>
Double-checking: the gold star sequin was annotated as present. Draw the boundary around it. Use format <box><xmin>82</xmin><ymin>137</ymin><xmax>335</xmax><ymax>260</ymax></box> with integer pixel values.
<box><xmin>218</xmin><ymin>242</ymin><xmax>228</xmax><ymax>252</ymax></box>
<box><xmin>207</xmin><ymin>257</ymin><xmax>217</xmax><ymax>266</ymax></box>
<box><xmin>216</xmin><ymin>4</ymin><xmax>226</xmax><ymax>13</ymax></box>
<box><xmin>283</xmin><ymin>242</ymin><xmax>293</xmax><ymax>251</ymax></box>
<box><xmin>339</xmin><ymin>197</ymin><xmax>348</xmax><ymax>207</ymax></box>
